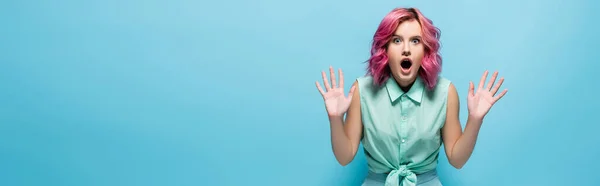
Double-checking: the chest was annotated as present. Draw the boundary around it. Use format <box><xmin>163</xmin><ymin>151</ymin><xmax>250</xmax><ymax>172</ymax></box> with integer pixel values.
<box><xmin>360</xmin><ymin>93</ymin><xmax>447</xmax><ymax>144</ymax></box>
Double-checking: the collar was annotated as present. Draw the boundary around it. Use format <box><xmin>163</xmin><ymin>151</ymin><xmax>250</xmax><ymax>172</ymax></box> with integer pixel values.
<box><xmin>385</xmin><ymin>75</ymin><xmax>425</xmax><ymax>104</ymax></box>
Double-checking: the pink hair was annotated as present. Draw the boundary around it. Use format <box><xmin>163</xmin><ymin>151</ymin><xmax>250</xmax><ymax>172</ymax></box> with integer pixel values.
<box><xmin>365</xmin><ymin>7</ymin><xmax>442</xmax><ymax>90</ymax></box>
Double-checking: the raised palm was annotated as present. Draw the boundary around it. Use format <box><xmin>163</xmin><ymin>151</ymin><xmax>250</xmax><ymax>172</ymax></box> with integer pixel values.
<box><xmin>468</xmin><ymin>70</ymin><xmax>508</xmax><ymax>120</ymax></box>
<box><xmin>316</xmin><ymin>66</ymin><xmax>356</xmax><ymax>117</ymax></box>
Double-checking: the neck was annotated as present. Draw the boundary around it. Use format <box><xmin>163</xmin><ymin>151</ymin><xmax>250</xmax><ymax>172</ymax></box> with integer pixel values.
<box><xmin>392</xmin><ymin>75</ymin><xmax>417</xmax><ymax>93</ymax></box>
<box><xmin>399</xmin><ymin>81</ymin><xmax>414</xmax><ymax>93</ymax></box>
<box><xmin>392</xmin><ymin>75</ymin><xmax>416</xmax><ymax>93</ymax></box>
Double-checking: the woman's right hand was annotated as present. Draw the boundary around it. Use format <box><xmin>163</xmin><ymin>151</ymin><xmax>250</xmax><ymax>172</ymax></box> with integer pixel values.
<box><xmin>315</xmin><ymin>66</ymin><xmax>356</xmax><ymax>118</ymax></box>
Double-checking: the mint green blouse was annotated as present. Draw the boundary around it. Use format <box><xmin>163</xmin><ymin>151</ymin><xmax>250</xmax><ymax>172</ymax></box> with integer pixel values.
<box><xmin>356</xmin><ymin>75</ymin><xmax>451</xmax><ymax>186</ymax></box>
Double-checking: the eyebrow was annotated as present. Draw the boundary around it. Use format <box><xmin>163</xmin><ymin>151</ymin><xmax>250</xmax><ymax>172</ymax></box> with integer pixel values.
<box><xmin>392</xmin><ymin>35</ymin><xmax>422</xmax><ymax>39</ymax></box>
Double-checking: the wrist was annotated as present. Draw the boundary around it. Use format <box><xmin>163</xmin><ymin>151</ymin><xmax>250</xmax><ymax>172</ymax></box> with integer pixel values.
<box><xmin>467</xmin><ymin>112</ymin><xmax>484</xmax><ymax>122</ymax></box>
<box><xmin>467</xmin><ymin>114</ymin><xmax>484</xmax><ymax>128</ymax></box>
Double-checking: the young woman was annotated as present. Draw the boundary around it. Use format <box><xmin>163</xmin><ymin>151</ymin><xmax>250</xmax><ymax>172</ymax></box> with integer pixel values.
<box><xmin>315</xmin><ymin>7</ymin><xmax>507</xmax><ymax>186</ymax></box>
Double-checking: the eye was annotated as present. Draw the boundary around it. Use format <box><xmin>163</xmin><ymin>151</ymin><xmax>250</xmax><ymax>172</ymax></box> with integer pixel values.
<box><xmin>411</xmin><ymin>38</ymin><xmax>420</xmax><ymax>44</ymax></box>
<box><xmin>393</xmin><ymin>38</ymin><xmax>401</xmax><ymax>43</ymax></box>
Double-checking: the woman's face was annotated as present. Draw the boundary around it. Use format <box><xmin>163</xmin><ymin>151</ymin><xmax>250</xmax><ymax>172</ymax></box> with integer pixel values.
<box><xmin>386</xmin><ymin>19</ymin><xmax>425</xmax><ymax>87</ymax></box>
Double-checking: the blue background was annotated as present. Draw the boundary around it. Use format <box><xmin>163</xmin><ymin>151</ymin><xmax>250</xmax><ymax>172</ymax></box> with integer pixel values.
<box><xmin>1</xmin><ymin>0</ymin><xmax>599</xmax><ymax>185</ymax></box>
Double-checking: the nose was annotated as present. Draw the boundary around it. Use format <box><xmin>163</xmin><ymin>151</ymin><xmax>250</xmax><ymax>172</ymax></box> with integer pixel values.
<box><xmin>402</xmin><ymin>42</ymin><xmax>411</xmax><ymax>56</ymax></box>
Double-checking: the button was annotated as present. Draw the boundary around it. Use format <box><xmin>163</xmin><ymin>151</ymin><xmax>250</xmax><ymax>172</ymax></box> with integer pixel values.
<box><xmin>402</xmin><ymin>116</ymin><xmax>407</xmax><ymax>121</ymax></box>
<box><xmin>401</xmin><ymin>139</ymin><xmax>406</xmax><ymax>143</ymax></box>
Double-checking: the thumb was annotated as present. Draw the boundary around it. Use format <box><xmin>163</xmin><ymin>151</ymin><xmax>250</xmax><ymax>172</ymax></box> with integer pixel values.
<box><xmin>348</xmin><ymin>84</ymin><xmax>357</xmax><ymax>98</ymax></box>
<box><xmin>468</xmin><ymin>81</ymin><xmax>474</xmax><ymax>97</ymax></box>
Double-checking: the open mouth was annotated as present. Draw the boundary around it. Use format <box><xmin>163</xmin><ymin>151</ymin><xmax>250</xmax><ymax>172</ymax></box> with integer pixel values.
<box><xmin>400</xmin><ymin>58</ymin><xmax>412</xmax><ymax>69</ymax></box>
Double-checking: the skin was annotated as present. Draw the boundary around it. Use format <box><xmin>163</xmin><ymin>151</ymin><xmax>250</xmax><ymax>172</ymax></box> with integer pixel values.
<box><xmin>315</xmin><ymin>67</ymin><xmax>362</xmax><ymax>165</ymax></box>
<box><xmin>315</xmin><ymin>18</ymin><xmax>508</xmax><ymax>168</ymax></box>
<box><xmin>387</xmin><ymin>19</ymin><xmax>424</xmax><ymax>91</ymax></box>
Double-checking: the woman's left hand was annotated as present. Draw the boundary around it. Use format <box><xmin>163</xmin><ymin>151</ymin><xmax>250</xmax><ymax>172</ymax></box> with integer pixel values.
<box><xmin>467</xmin><ymin>70</ymin><xmax>508</xmax><ymax>121</ymax></box>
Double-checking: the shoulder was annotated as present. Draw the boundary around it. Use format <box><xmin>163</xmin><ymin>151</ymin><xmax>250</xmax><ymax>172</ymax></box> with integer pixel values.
<box><xmin>423</xmin><ymin>76</ymin><xmax>454</xmax><ymax>103</ymax></box>
<box><xmin>354</xmin><ymin>75</ymin><xmax>387</xmax><ymax>100</ymax></box>
<box><xmin>355</xmin><ymin>75</ymin><xmax>388</xmax><ymax>91</ymax></box>
<box><xmin>435</xmin><ymin>76</ymin><xmax>452</xmax><ymax>90</ymax></box>
<box><xmin>355</xmin><ymin>75</ymin><xmax>377</xmax><ymax>91</ymax></box>
<box><xmin>436</xmin><ymin>76</ymin><xmax>457</xmax><ymax>96</ymax></box>
<box><xmin>355</xmin><ymin>75</ymin><xmax>374</xmax><ymax>86</ymax></box>
<box><xmin>436</xmin><ymin>76</ymin><xmax>459</xmax><ymax>107</ymax></box>
<box><xmin>427</xmin><ymin>76</ymin><xmax>452</xmax><ymax>95</ymax></box>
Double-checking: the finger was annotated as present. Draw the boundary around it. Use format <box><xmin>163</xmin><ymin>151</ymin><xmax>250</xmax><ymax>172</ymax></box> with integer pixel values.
<box><xmin>339</xmin><ymin>68</ymin><xmax>344</xmax><ymax>89</ymax></box>
<box><xmin>491</xmin><ymin>77</ymin><xmax>504</xmax><ymax>95</ymax></box>
<box><xmin>478</xmin><ymin>70</ymin><xmax>488</xmax><ymax>90</ymax></box>
<box><xmin>486</xmin><ymin>71</ymin><xmax>498</xmax><ymax>91</ymax></box>
<box><xmin>493</xmin><ymin>89</ymin><xmax>508</xmax><ymax>103</ymax></box>
<box><xmin>469</xmin><ymin>81</ymin><xmax>474</xmax><ymax>96</ymax></box>
<box><xmin>316</xmin><ymin>81</ymin><xmax>325</xmax><ymax>96</ymax></box>
<box><xmin>347</xmin><ymin>84</ymin><xmax>357</xmax><ymax>99</ymax></box>
<box><xmin>330</xmin><ymin>66</ymin><xmax>337</xmax><ymax>88</ymax></box>
<box><xmin>322</xmin><ymin>71</ymin><xmax>331</xmax><ymax>91</ymax></box>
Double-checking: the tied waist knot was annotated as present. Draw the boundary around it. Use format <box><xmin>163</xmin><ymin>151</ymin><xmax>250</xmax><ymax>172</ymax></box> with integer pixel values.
<box><xmin>384</xmin><ymin>165</ymin><xmax>417</xmax><ymax>186</ymax></box>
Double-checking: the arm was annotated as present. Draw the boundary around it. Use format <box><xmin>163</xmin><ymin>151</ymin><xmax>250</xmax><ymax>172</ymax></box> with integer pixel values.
<box><xmin>330</xmin><ymin>81</ymin><xmax>363</xmax><ymax>166</ymax></box>
<box><xmin>441</xmin><ymin>83</ymin><xmax>483</xmax><ymax>169</ymax></box>
<box><xmin>442</xmin><ymin>71</ymin><xmax>507</xmax><ymax>169</ymax></box>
